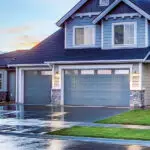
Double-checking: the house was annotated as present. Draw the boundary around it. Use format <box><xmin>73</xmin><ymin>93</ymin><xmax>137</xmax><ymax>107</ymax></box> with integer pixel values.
<box><xmin>5</xmin><ymin>0</ymin><xmax>150</xmax><ymax>108</ymax></box>
<box><xmin>0</xmin><ymin>50</ymin><xmax>27</xmax><ymax>102</ymax></box>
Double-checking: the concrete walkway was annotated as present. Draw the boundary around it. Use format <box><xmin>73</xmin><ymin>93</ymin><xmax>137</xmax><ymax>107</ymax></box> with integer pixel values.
<box><xmin>78</xmin><ymin>122</ymin><xmax>150</xmax><ymax>129</ymax></box>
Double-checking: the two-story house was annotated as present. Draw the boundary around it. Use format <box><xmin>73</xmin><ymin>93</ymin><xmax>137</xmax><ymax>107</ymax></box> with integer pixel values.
<box><xmin>4</xmin><ymin>0</ymin><xmax>150</xmax><ymax>108</ymax></box>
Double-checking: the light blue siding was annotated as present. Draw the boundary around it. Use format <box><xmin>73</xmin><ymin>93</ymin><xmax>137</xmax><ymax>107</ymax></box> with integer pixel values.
<box><xmin>103</xmin><ymin>17</ymin><xmax>146</xmax><ymax>49</ymax></box>
<box><xmin>64</xmin><ymin>74</ymin><xmax>130</xmax><ymax>107</ymax></box>
<box><xmin>66</xmin><ymin>16</ymin><xmax>101</xmax><ymax>48</ymax></box>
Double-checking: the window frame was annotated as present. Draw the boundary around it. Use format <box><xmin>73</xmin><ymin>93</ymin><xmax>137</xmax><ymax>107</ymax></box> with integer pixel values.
<box><xmin>112</xmin><ymin>22</ymin><xmax>137</xmax><ymax>48</ymax></box>
<box><xmin>73</xmin><ymin>25</ymin><xmax>96</xmax><ymax>48</ymax></box>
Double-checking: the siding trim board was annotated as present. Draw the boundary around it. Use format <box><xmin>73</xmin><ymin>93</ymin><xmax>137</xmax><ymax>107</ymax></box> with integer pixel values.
<box><xmin>105</xmin><ymin>13</ymin><xmax>141</xmax><ymax>20</ymax></box>
<box><xmin>93</xmin><ymin>0</ymin><xmax>150</xmax><ymax>24</ymax></box>
<box><xmin>74</xmin><ymin>12</ymin><xmax>101</xmax><ymax>18</ymax></box>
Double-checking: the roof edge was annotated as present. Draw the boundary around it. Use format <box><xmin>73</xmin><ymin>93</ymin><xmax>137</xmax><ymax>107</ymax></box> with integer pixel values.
<box><xmin>45</xmin><ymin>59</ymin><xmax>143</xmax><ymax>65</ymax></box>
<box><xmin>93</xmin><ymin>0</ymin><xmax>150</xmax><ymax>24</ymax></box>
<box><xmin>56</xmin><ymin>0</ymin><xmax>88</xmax><ymax>27</ymax></box>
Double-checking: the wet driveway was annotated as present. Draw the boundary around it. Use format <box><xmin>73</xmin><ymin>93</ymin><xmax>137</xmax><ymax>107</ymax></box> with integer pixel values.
<box><xmin>0</xmin><ymin>105</ymin><xmax>131</xmax><ymax>149</ymax></box>
<box><xmin>0</xmin><ymin>105</ymin><xmax>128</xmax><ymax>134</ymax></box>
<box><xmin>0</xmin><ymin>134</ymin><xmax>149</xmax><ymax>150</ymax></box>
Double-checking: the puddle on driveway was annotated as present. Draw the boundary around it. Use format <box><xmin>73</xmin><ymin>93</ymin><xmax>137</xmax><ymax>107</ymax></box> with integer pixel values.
<box><xmin>0</xmin><ymin>105</ymin><xmax>76</xmax><ymax>134</ymax></box>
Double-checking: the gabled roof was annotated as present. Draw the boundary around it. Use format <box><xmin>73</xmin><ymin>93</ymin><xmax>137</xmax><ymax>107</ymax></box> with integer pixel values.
<box><xmin>57</xmin><ymin>0</ymin><xmax>150</xmax><ymax>27</ymax></box>
<box><xmin>93</xmin><ymin>0</ymin><xmax>150</xmax><ymax>24</ymax></box>
<box><xmin>56</xmin><ymin>0</ymin><xmax>88</xmax><ymax>27</ymax></box>
<box><xmin>8</xmin><ymin>29</ymin><xmax>150</xmax><ymax>66</ymax></box>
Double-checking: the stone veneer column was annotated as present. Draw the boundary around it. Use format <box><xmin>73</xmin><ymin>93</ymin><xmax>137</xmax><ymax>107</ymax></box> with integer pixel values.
<box><xmin>51</xmin><ymin>89</ymin><xmax>61</xmax><ymax>105</ymax></box>
<box><xmin>51</xmin><ymin>65</ymin><xmax>62</xmax><ymax>105</ymax></box>
<box><xmin>130</xmin><ymin>90</ymin><xmax>145</xmax><ymax>109</ymax></box>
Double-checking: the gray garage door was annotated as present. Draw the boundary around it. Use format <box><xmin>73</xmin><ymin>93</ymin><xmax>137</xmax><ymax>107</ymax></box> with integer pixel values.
<box><xmin>8</xmin><ymin>71</ymin><xmax>16</xmax><ymax>101</ymax></box>
<box><xmin>24</xmin><ymin>70</ymin><xmax>52</xmax><ymax>105</ymax></box>
<box><xmin>64</xmin><ymin>69</ymin><xmax>130</xmax><ymax>107</ymax></box>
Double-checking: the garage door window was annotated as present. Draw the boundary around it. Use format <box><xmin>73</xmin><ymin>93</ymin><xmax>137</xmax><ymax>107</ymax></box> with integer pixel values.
<box><xmin>97</xmin><ymin>70</ymin><xmax>112</xmax><ymax>75</ymax></box>
<box><xmin>81</xmin><ymin>70</ymin><xmax>95</xmax><ymax>75</ymax></box>
<box><xmin>65</xmin><ymin>70</ymin><xmax>79</xmax><ymax>75</ymax></box>
<box><xmin>41</xmin><ymin>71</ymin><xmax>52</xmax><ymax>76</ymax></box>
<box><xmin>115</xmin><ymin>70</ymin><xmax>129</xmax><ymax>75</ymax></box>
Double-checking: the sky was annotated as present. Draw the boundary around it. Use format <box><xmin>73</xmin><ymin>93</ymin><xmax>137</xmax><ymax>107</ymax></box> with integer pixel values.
<box><xmin>0</xmin><ymin>0</ymin><xmax>79</xmax><ymax>52</ymax></box>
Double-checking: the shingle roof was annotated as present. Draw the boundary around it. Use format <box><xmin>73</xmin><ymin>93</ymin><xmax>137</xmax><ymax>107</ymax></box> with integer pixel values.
<box><xmin>8</xmin><ymin>29</ymin><xmax>150</xmax><ymax>65</ymax></box>
<box><xmin>0</xmin><ymin>50</ymin><xmax>27</xmax><ymax>67</ymax></box>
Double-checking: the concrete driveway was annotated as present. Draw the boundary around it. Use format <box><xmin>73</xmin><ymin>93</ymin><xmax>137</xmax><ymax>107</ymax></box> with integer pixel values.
<box><xmin>0</xmin><ymin>105</ymin><xmax>128</xmax><ymax>135</ymax></box>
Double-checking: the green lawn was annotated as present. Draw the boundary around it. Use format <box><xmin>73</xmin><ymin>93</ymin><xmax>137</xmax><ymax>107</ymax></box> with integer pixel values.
<box><xmin>95</xmin><ymin>109</ymin><xmax>150</xmax><ymax>125</ymax></box>
<box><xmin>49</xmin><ymin>126</ymin><xmax>150</xmax><ymax>141</ymax></box>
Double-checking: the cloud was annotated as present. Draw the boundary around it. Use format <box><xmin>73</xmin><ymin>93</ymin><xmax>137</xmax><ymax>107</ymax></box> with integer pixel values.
<box><xmin>0</xmin><ymin>25</ymin><xmax>32</xmax><ymax>34</ymax></box>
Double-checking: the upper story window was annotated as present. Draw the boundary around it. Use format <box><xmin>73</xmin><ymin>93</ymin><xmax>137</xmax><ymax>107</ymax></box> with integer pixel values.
<box><xmin>100</xmin><ymin>0</ymin><xmax>109</xmax><ymax>6</ymax></box>
<box><xmin>73</xmin><ymin>26</ymin><xmax>95</xmax><ymax>47</ymax></box>
<box><xmin>112</xmin><ymin>22</ymin><xmax>136</xmax><ymax>47</ymax></box>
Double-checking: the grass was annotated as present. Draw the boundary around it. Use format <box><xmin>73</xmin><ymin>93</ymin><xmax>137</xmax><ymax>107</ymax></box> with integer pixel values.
<box><xmin>95</xmin><ymin>109</ymin><xmax>150</xmax><ymax>125</ymax></box>
<box><xmin>49</xmin><ymin>126</ymin><xmax>150</xmax><ymax>141</ymax></box>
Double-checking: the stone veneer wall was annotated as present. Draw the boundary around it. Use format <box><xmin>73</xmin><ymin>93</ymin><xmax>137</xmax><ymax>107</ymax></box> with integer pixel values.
<box><xmin>51</xmin><ymin>89</ymin><xmax>61</xmax><ymax>105</ymax></box>
<box><xmin>130</xmin><ymin>90</ymin><xmax>145</xmax><ymax>109</ymax></box>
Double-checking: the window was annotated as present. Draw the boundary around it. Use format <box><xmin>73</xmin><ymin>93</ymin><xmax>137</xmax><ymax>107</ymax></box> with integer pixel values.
<box><xmin>97</xmin><ymin>70</ymin><xmax>112</xmax><ymax>75</ymax></box>
<box><xmin>41</xmin><ymin>71</ymin><xmax>52</xmax><ymax>76</ymax></box>
<box><xmin>115</xmin><ymin>70</ymin><xmax>129</xmax><ymax>75</ymax></box>
<box><xmin>81</xmin><ymin>70</ymin><xmax>95</xmax><ymax>75</ymax></box>
<box><xmin>113</xmin><ymin>23</ymin><xmax>136</xmax><ymax>47</ymax></box>
<box><xmin>100</xmin><ymin>0</ymin><xmax>109</xmax><ymax>6</ymax></box>
<box><xmin>74</xmin><ymin>26</ymin><xmax>95</xmax><ymax>47</ymax></box>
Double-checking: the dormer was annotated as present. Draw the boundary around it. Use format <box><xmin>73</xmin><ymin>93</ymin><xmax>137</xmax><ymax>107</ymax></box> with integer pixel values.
<box><xmin>57</xmin><ymin>0</ymin><xmax>150</xmax><ymax>50</ymax></box>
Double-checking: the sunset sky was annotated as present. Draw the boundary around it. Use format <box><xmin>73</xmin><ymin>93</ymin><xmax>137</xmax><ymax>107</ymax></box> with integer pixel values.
<box><xmin>0</xmin><ymin>0</ymin><xmax>79</xmax><ymax>52</ymax></box>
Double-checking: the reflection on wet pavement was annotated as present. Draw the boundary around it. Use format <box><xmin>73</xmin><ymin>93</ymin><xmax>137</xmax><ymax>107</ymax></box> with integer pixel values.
<box><xmin>0</xmin><ymin>134</ymin><xmax>149</xmax><ymax>150</ymax></box>
<box><xmin>0</xmin><ymin>104</ymin><xmax>128</xmax><ymax>135</ymax></box>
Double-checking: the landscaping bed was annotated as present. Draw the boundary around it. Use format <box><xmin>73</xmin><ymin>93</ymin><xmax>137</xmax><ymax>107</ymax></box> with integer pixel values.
<box><xmin>49</xmin><ymin>126</ymin><xmax>150</xmax><ymax>141</ymax></box>
<box><xmin>95</xmin><ymin>109</ymin><xmax>150</xmax><ymax>125</ymax></box>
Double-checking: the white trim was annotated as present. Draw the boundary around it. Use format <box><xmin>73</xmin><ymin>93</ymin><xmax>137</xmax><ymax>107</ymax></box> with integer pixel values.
<box><xmin>8</xmin><ymin>64</ymin><xmax>48</xmax><ymax>67</ymax></box>
<box><xmin>112</xmin><ymin>22</ymin><xmax>137</xmax><ymax>48</ymax></box>
<box><xmin>65</xmin><ymin>22</ymin><xmax>67</xmax><ymax>49</ymax></box>
<box><xmin>74</xmin><ymin>12</ymin><xmax>101</xmax><ymax>18</ymax></box>
<box><xmin>139</xmin><ymin>63</ymin><xmax>143</xmax><ymax>90</ymax></box>
<box><xmin>93</xmin><ymin>0</ymin><xmax>150</xmax><ymax>24</ymax></box>
<box><xmin>56</xmin><ymin>0</ymin><xmax>88</xmax><ymax>26</ymax></box>
<box><xmin>101</xmin><ymin>20</ymin><xmax>104</xmax><ymax>49</ymax></box>
<box><xmin>73</xmin><ymin>25</ymin><xmax>96</xmax><ymax>48</ymax></box>
<box><xmin>145</xmin><ymin>18</ymin><xmax>149</xmax><ymax>47</ymax></box>
<box><xmin>143</xmin><ymin>51</ymin><xmax>150</xmax><ymax>62</ymax></box>
<box><xmin>59</xmin><ymin>64</ymin><xmax>132</xmax><ymax>105</ymax></box>
<box><xmin>0</xmin><ymin>70</ymin><xmax>7</xmax><ymax>92</ymax></box>
<box><xmin>16</xmin><ymin>67</ymin><xmax>19</xmax><ymax>103</ymax></box>
<box><xmin>45</xmin><ymin>59</ymin><xmax>143</xmax><ymax>65</ymax></box>
<box><xmin>105</xmin><ymin>13</ymin><xmax>141</xmax><ymax>20</ymax></box>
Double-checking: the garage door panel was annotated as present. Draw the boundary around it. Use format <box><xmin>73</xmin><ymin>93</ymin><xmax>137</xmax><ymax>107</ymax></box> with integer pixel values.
<box><xmin>64</xmin><ymin>73</ymin><xmax>130</xmax><ymax>107</ymax></box>
<box><xmin>24</xmin><ymin>71</ymin><xmax>52</xmax><ymax>105</ymax></box>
